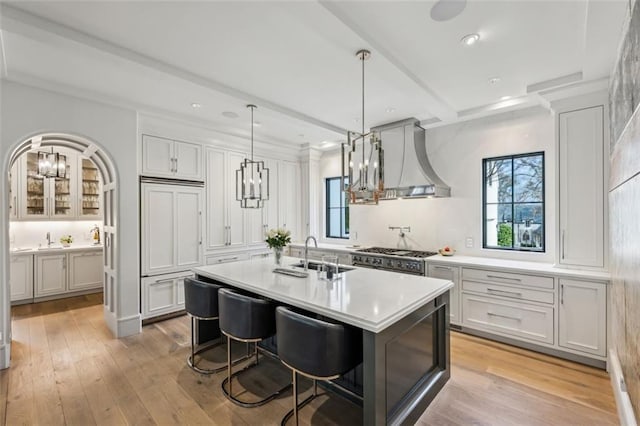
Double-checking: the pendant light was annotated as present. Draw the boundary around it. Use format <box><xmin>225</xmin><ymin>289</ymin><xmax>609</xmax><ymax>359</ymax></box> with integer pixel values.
<box><xmin>341</xmin><ymin>49</ymin><xmax>384</xmax><ymax>205</ymax></box>
<box><xmin>37</xmin><ymin>147</ymin><xmax>67</xmax><ymax>178</ymax></box>
<box><xmin>236</xmin><ymin>104</ymin><xmax>269</xmax><ymax>208</ymax></box>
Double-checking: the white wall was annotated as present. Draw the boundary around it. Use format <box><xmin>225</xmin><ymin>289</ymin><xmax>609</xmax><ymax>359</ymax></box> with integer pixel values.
<box><xmin>319</xmin><ymin>106</ymin><xmax>556</xmax><ymax>262</ymax></box>
<box><xmin>0</xmin><ymin>81</ymin><xmax>139</xmax><ymax>367</ymax></box>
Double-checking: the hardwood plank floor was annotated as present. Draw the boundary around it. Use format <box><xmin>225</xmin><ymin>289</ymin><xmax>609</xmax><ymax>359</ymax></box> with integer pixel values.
<box><xmin>4</xmin><ymin>294</ymin><xmax>618</xmax><ymax>425</ymax></box>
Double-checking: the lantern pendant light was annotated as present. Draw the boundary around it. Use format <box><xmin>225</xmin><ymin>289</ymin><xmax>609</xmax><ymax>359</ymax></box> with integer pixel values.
<box><xmin>341</xmin><ymin>49</ymin><xmax>384</xmax><ymax>205</ymax></box>
<box><xmin>236</xmin><ymin>104</ymin><xmax>269</xmax><ymax>208</ymax></box>
<box><xmin>37</xmin><ymin>147</ymin><xmax>67</xmax><ymax>178</ymax></box>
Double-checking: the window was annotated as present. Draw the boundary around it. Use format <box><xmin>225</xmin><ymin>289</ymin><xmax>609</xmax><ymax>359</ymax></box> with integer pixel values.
<box><xmin>326</xmin><ymin>177</ymin><xmax>349</xmax><ymax>239</ymax></box>
<box><xmin>483</xmin><ymin>152</ymin><xmax>544</xmax><ymax>252</ymax></box>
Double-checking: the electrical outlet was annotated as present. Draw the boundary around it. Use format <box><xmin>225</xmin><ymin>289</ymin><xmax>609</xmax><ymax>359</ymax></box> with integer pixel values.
<box><xmin>465</xmin><ymin>237</ymin><xmax>474</xmax><ymax>248</ymax></box>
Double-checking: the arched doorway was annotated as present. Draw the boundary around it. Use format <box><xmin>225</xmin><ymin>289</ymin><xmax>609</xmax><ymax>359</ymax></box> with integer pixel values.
<box><xmin>2</xmin><ymin>132</ymin><xmax>119</xmax><ymax>367</ymax></box>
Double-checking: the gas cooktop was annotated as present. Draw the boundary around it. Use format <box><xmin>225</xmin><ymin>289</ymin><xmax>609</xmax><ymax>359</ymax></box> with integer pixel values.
<box><xmin>355</xmin><ymin>247</ymin><xmax>438</xmax><ymax>258</ymax></box>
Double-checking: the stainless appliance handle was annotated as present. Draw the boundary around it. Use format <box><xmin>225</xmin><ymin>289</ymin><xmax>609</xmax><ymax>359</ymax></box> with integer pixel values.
<box><xmin>218</xmin><ymin>256</ymin><xmax>238</xmax><ymax>263</ymax></box>
<box><xmin>487</xmin><ymin>312</ymin><xmax>521</xmax><ymax>321</ymax></box>
<box><xmin>487</xmin><ymin>288</ymin><xmax>522</xmax><ymax>297</ymax></box>
<box><xmin>560</xmin><ymin>283</ymin><xmax>564</xmax><ymax>305</ymax></box>
<box><xmin>198</xmin><ymin>211</ymin><xmax>202</xmax><ymax>245</ymax></box>
<box><xmin>561</xmin><ymin>230</ymin><xmax>565</xmax><ymax>260</ymax></box>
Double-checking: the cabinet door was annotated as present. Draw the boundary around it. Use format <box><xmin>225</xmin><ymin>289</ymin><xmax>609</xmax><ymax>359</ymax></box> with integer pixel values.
<box><xmin>50</xmin><ymin>149</ymin><xmax>76</xmax><ymax>219</ymax></box>
<box><xmin>227</xmin><ymin>151</ymin><xmax>246</xmax><ymax>248</ymax></box>
<box><xmin>35</xmin><ymin>254</ymin><xmax>67</xmax><ymax>296</ymax></box>
<box><xmin>262</xmin><ymin>158</ymin><xmax>279</xmax><ymax>232</ymax></box>
<box><xmin>9</xmin><ymin>162</ymin><xmax>19</xmax><ymax>220</ymax></box>
<box><xmin>141</xmin><ymin>275</ymin><xmax>176</xmax><ymax>319</ymax></box>
<box><xmin>428</xmin><ymin>264</ymin><xmax>460</xmax><ymax>325</ymax></box>
<box><xmin>206</xmin><ymin>148</ymin><xmax>227</xmax><ymax>249</ymax></box>
<box><xmin>174</xmin><ymin>141</ymin><xmax>203</xmax><ymax>181</ymax></box>
<box><xmin>78</xmin><ymin>156</ymin><xmax>102</xmax><ymax>219</ymax></box>
<box><xmin>175</xmin><ymin>273</ymin><xmax>194</xmax><ymax>308</ymax></box>
<box><xmin>10</xmin><ymin>255</ymin><xmax>33</xmax><ymax>302</ymax></box>
<box><xmin>20</xmin><ymin>151</ymin><xmax>47</xmax><ymax>219</ymax></box>
<box><xmin>279</xmin><ymin>161</ymin><xmax>300</xmax><ymax>241</ymax></box>
<box><xmin>142</xmin><ymin>184</ymin><xmax>176</xmax><ymax>275</ymax></box>
<box><xmin>559</xmin><ymin>279</ymin><xmax>606</xmax><ymax>356</ymax></box>
<box><xmin>558</xmin><ymin>106</ymin><xmax>604</xmax><ymax>267</ymax></box>
<box><xmin>142</xmin><ymin>135</ymin><xmax>175</xmax><ymax>178</ymax></box>
<box><xmin>175</xmin><ymin>187</ymin><xmax>203</xmax><ymax>269</ymax></box>
<box><xmin>68</xmin><ymin>251</ymin><xmax>103</xmax><ymax>291</ymax></box>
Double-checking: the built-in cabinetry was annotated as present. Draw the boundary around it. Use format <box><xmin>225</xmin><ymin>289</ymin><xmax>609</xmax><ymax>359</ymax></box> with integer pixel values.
<box><xmin>558</xmin><ymin>278</ymin><xmax>606</xmax><ymax>356</ymax></box>
<box><xmin>141</xmin><ymin>135</ymin><xmax>203</xmax><ymax>181</ymax></box>
<box><xmin>558</xmin><ymin>105</ymin><xmax>606</xmax><ymax>268</ymax></box>
<box><xmin>279</xmin><ymin>161</ymin><xmax>300</xmax><ymax>242</ymax></box>
<box><xmin>10</xmin><ymin>254</ymin><xmax>33</xmax><ymax>303</ymax></box>
<box><xmin>427</xmin><ymin>263</ymin><xmax>460</xmax><ymax>326</ymax></box>
<box><xmin>141</xmin><ymin>271</ymin><xmax>193</xmax><ymax>319</ymax></box>
<box><xmin>12</xmin><ymin>149</ymin><xmax>102</xmax><ymax>221</ymax></box>
<box><xmin>10</xmin><ymin>247</ymin><xmax>103</xmax><ymax>303</ymax></box>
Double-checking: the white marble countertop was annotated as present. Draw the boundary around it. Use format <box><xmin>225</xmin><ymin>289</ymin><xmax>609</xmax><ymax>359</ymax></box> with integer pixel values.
<box><xmin>10</xmin><ymin>244</ymin><xmax>104</xmax><ymax>254</ymax></box>
<box><xmin>426</xmin><ymin>254</ymin><xmax>611</xmax><ymax>281</ymax></box>
<box><xmin>289</xmin><ymin>242</ymin><xmax>366</xmax><ymax>254</ymax></box>
<box><xmin>193</xmin><ymin>256</ymin><xmax>453</xmax><ymax>333</ymax></box>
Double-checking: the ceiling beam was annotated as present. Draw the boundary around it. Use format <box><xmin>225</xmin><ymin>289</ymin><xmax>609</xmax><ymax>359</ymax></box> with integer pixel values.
<box><xmin>319</xmin><ymin>0</ymin><xmax>458</xmax><ymax>122</ymax></box>
<box><xmin>0</xmin><ymin>4</ymin><xmax>349</xmax><ymax>137</ymax></box>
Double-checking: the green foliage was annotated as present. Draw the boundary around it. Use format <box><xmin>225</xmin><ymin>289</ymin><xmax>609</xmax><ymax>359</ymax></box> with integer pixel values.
<box><xmin>497</xmin><ymin>223</ymin><xmax>512</xmax><ymax>247</ymax></box>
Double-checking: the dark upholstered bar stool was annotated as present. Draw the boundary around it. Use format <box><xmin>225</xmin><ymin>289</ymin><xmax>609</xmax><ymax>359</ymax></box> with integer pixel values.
<box><xmin>275</xmin><ymin>306</ymin><xmax>363</xmax><ymax>425</ymax></box>
<box><xmin>184</xmin><ymin>278</ymin><xmax>249</xmax><ymax>374</ymax></box>
<box><xmin>218</xmin><ymin>288</ymin><xmax>292</xmax><ymax>408</ymax></box>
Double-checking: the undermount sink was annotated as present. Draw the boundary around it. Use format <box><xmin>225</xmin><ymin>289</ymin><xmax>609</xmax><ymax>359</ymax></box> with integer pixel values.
<box><xmin>290</xmin><ymin>261</ymin><xmax>354</xmax><ymax>273</ymax></box>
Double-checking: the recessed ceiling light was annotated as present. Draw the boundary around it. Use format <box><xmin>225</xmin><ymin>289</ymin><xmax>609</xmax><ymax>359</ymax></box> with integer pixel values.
<box><xmin>461</xmin><ymin>33</ymin><xmax>480</xmax><ymax>46</ymax></box>
<box><xmin>489</xmin><ymin>77</ymin><xmax>501</xmax><ymax>84</ymax></box>
<box><xmin>430</xmin><ymin>0</ymin><xmax>467</xmax><ymax>22</ymax></box>
<box><xmin>500</xmin><ymin>95</ymin><xmax>511</xmax><ymax>101</ymax></box>
<box><xmin>386</xmin><ymin>107</ymin><xmax>396</xmax><ymax>113</ymax></box>
<box><xmin>222</xmin><ymin>111</ymin><xmax>239</xmax><ymax>119</ymax></box>
<box><xmin>191</xmin><ymin>103</ymin><xmax>202</xmax><ymax>108</ymax></box>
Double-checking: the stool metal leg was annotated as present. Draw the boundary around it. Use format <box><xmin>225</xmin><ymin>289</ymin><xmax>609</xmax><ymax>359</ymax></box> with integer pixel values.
<box><xmin>281</xmin><ymin>370</ymin><xmax>319</xmax><ymax>426</ymax></box>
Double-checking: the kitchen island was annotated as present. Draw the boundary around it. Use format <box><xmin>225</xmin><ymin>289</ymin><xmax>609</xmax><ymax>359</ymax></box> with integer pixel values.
<box><xmin>193</xmin><ymin>256</ymin><xmax>453</xmax><ymax>425</ymax></box>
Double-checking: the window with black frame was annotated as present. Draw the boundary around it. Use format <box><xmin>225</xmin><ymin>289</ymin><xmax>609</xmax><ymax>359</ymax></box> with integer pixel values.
<box><xmin>326</xmin><ymin>177</ymin><xmax>349</xmax><ymax>239</ymax></box>
<box><xmin>483</xmin><ymin>152</ymin><xmax>545</xmax><ymax>252</ymax></box>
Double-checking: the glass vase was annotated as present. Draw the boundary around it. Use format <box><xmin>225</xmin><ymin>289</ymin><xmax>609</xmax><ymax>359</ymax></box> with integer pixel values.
<box><xmin>273</xmin><ymin>247</ymin><xmax>283</xmax><ymax>266</ymax></box>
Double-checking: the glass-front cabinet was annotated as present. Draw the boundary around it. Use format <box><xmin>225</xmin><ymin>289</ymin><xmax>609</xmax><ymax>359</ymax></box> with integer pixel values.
<box><xmin>9</xmin><ymin>162</ymin><xmax>19</xmax><ymax>220</ymax></box>
<box><xmin>79</xmin><ymin>157</ymin><xmax>102</xmax><ymax>219</ymax></box>
<box><xmin>22</xmin><ymin>151</ymin><xmax>48</xmax><ymax>218</ymax></box>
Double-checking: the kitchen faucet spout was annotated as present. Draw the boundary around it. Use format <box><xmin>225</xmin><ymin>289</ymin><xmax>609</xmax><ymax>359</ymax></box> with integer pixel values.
<box><xmin>304</xmin><ymin>236</ymin><xmax>318</xmax><ymax>271</ymax></box>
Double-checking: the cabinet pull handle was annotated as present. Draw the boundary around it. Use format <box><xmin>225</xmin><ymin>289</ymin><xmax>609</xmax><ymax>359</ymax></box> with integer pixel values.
<box><xmin>218</xmin><ymin>256</ymin><xmax>238</xmax><ymax>263</ymax></box>
<box><xmin>486</xmin><ymin>274</ymin><xmax>522</xmax><ymax>282</ymax></box>
<box><xmin>433</xmin><ymin>265</ymin><xmax>451</xmax><ymax>271</ymax></box>
<box><xmin>13</xmin><ymin>196</ymin><xmax>16</xmax><ymax>212</ymax></box>
<box><xmin>154</xmin><ymin>278</ymin><xmax>174</xmax><ymax>284</ymax></box>
<box><xmin>198</xmin><ymin>211</ymin><xmax>202</xmax><ymax>245</ymax></box>
<box><xmin>487</xmin><ymin>312</ymin><xmax>521</xmax><ymax>321</ymax></box>
<box><xmin>487</xmin><ymin>288</ymin><xmax>522</xmax><ymax>297</ymax></box>
<box><xmin>561</xmin><ymin>230</ymin><xmax>565</xmax><ymax>260</ymax></box>
<box><xmin>227</xmin><ymin>225</ymin><xmax>231</xmax><ymax>245</ymax></box>
<box><xmin>560</xmin><ymin>283</ymin><xmax>564</xmax><ymax>305</ymax></box>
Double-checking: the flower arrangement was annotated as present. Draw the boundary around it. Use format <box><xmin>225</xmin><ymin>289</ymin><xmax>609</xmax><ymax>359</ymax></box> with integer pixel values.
<box><xmin>265</xmin><ymin>228</ymin><xmax>291</xmax><ymax>249</ymax></box>
<box><xmin>60</xmin><ymin>235</ymin><xmax>73</xmax><ymax>246</ymax></box>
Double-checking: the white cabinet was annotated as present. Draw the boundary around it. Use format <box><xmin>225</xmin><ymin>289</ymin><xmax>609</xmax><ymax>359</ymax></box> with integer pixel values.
<box><xmin>262</xmin><ymin>158</ymin><xmax>279</xmax><ymax>233</ymax></box>
<box><xmin>68</xmin><ymin>251</ymin><xmax>103</xmax><ymax>291</ymax></box>
<box><xmin>9</xmin><ymin>162</ymin><xmax>18</xmax><ymax>220</ymax></box>
<box><xmin>558</xmin><ymin>106</ymin><xmax>605</xmax><ymax>268</ymax></box>
<box><xmin>558</xmin><ymin>279</ymin><xmax>606</xmax><ymax>356</ymax></box>
<box><xmin>141</xmin><ymin>183</ymin><xmax>203</xmax><ymax>276</ymax></box>
<box><xmin>141</xmin><ymin>135</ymin><xmax>203</xmax><ymax>181</ymax></box>
<box><xmin>428</xmin><ymin>263</ymin><xmax>460</xmax><ymax>325</ymax></box>
<box><xmin>35</xmin><ymin>253</ymin><xmax>67</xmax><ymax>297</ymax></box>
<box><xmin>278</xmin><ymin>161</ymin><xmax>300</xmax><ymax>242</ymax></box>
<box><xmin>141</xmin><ymin>271</ymin><xmax>193</xmax><ymax>319</ymax></box>
<box><xmin>77</xmin><ymin>156</ymin><xmax>103</xmax><ymax>220</ymax></box>
<box><xmin>10</xmin><ymin>254</ymin><xmax>33</xmax><ymax>302</ymax></box>
<box><xmin>205</xmin><ymin>148</ymin><xmax>246</xmax><ymax>250</ymax></box>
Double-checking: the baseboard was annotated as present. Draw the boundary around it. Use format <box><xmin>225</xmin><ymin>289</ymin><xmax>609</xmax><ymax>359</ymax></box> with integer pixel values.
<box><xmin>0</xmin><ymin>342</ymin><xmax>9</xmax><ymax>370</ymax></box>
<box><xmin>609</xmin><ymin>349</ymin><xmax>638</xmax><ymax>426</ymax></box>
<box><xmin>117</xmin><ymin>313</ymin><xmax>142</xmax><ymax>337</ymax></box>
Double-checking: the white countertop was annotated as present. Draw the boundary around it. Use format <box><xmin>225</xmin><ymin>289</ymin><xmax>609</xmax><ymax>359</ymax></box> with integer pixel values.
<box><xmin>193</xmin><ymin>256</ymin><xmax>453</xmax><ymax>333</ymax></box>
<box><xmin>10</xmin><ymin>244</ymin><xmax>104</xmax><ymax>254</ymax></box>
<box><xmin>289</xmin><ymin>242</ymin><xmax>365</xmax><ymax>254</ymax></box>
<box><xmin>427</xmin><ymin>254</ymin><xmax>610</xmax><ymax>281</ymax></box>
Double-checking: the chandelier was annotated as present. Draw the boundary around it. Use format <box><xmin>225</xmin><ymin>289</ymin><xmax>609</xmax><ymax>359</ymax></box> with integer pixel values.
<box><xmin>37</xmin><ymin>148</ymin><xmax>67</xmax><ymax>178</ymax></box>
<box><xmin>341</xmin><ymin>49</ymin><xmax>384</xmax><ymax>205</ymax></box>
<box><xmin>236</xmin><ymin>104</ymin><xmax>269</xmax><ymax>208</ymax></box>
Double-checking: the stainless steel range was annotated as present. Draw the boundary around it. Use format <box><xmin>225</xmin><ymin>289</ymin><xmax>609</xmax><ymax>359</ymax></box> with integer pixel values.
<box><xmin>352</xmin><ymin>247</ymin><xmax>437</xmax><ymax>275</ymax></box>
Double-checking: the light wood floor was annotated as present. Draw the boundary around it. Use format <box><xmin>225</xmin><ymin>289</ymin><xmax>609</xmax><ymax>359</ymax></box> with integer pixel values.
<box><xmin>2</xmin><ymin>294</ymin><xmax>618</xmax><ymax>425</ymax></box>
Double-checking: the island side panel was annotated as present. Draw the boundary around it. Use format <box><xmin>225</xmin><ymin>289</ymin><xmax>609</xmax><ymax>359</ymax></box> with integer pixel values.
<box><xmin>363</xmin><ymin>291</ymin><xmax>450</xmax><ymax>426</ymax></box>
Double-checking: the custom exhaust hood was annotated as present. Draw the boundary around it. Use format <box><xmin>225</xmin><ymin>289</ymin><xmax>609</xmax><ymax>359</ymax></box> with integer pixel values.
<box><xmin>373</xmin><ymin>118</ymin><xmax>451</xmax><ymax>199</ymax></box>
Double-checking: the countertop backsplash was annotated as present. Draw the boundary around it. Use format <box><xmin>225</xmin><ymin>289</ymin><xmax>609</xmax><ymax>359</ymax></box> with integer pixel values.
<box><xmin>9</xmin><ymin>220</ymin><xmax>103</xmax><ymax>249</ymax></box>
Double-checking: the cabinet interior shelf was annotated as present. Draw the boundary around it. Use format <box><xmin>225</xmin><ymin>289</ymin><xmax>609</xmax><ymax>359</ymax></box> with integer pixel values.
<box><xmin>83</xmin><ymin>179</ymin><xmax>100</xmax><ymax>183</ymax></box>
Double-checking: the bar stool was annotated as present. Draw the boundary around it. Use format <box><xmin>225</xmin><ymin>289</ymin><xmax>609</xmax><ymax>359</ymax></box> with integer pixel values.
<box><xmin>275</xmin><ymin>306</ymin><xmax>363</xmax><ymax>425</ymax></box>
<box><xmin>218</xmin><ymin>288</ymin><xmax>292</xmax><ymax>408</ymax></box>
<box><xmin>184</xmin><ymin>278</ymin><xmax>250</xmax><ymax>374</ymax></box>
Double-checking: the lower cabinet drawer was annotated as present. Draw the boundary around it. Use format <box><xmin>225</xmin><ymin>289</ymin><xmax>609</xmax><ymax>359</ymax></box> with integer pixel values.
<box><xmin>462</xmin><ymin>280</ymin><xmax>554</xmax><ymax>304</ymax></box>
<box><xmin>462</xmin><ymin>294</ymin><xmax>554</xmax><ymax>344</ymax></box>
<box><xmin>205</xmin><ymin>252</ymin><xmax>249</xmax><ymax>265</ymax></box>
<box><xmin>462</xmin><ymin>268</ymin><xmax>554</xmax><ymax>289</ymax></box>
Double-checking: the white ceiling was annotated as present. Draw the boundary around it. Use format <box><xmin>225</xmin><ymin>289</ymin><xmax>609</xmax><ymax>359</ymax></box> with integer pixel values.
<box><xmin>0</xmin><ymin>0</ymin><xmax>629</xmax><ymax>148</ymax></box>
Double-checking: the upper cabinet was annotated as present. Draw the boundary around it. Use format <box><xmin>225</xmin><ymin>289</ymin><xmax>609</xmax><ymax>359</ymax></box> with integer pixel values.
<box><xmin>141</xmin><ymin>135</ymin><xmax>203</xmax><ymax>181</ymax></box>
<box><xmin>558</xmin><ymin>105</ymin><xmax>605</xmax><ymax>268</ymax></box>
<box><xmin>9</xmin><ymin>162</ymin><xmax>18</xmax><ymax>220</ymax></box>
<box><xmin>15</xmin><ymin>149</ymin><xmax>101</xmax><ymax>221</ymax></box>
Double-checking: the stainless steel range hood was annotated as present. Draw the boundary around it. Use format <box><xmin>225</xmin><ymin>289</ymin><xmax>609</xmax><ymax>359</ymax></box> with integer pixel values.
<box><xmin>373</xmin><ymin>118</ymin><xmax>451</xmax><ymax>199</ymax></box>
